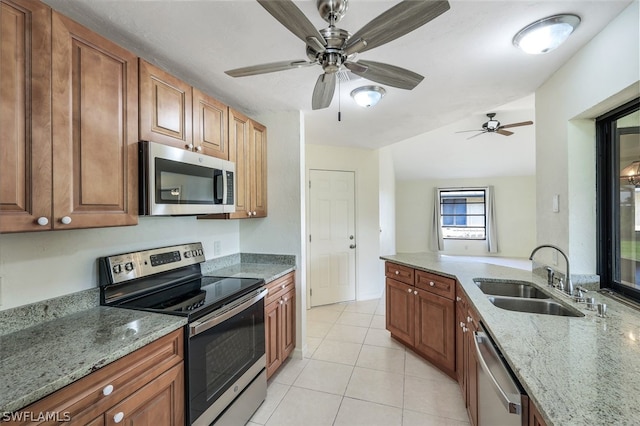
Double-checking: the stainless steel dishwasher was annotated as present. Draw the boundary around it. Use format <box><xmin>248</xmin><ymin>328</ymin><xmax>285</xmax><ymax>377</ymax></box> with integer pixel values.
<box><xmin>474</xmin><ymin>324</ymin><xmax>529</xmax><ymax>426</ymax></box>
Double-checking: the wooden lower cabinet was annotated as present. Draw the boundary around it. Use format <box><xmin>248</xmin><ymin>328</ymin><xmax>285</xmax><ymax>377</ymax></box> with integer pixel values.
<box><xmin>10</xmin><ymin>329</ymin><xmax>184</xmax><ymax>426</ymax></box>
<box><xmin>529</xmin><ymin>400</ymin><xmax>548</xmax><ymax>426</ymax></box>
<box><xmin>456</xmin><ymin>282</ymin><xmax>479</xmax><ymax>426</ymax></box>
<box><xmin>264</xmin><ymin>272</ymin><xmax>296</xmax><ymax>379</ymax></box>
<box><xmin>385</xmin><ymin>263</ymin><xmax>455</xmax><ymax>377</ymax></box>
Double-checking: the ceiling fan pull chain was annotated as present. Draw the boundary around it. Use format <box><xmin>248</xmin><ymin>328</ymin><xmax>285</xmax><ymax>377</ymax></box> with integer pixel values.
<box><xmin>338</xmin><ymin>77</ymin><xmax>342</xmax><ymax>121</ymax></box>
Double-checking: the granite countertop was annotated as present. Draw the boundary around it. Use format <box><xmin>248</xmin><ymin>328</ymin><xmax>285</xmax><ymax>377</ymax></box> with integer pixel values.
<box><xmin>202</xmin><ymin>253</ymin><xmax>296</xmax><ymax>284</ymax></box>
<box><xmin>0</xmin><ymin>306</ymin><xmax>186</xmax><ymax>413</ymax></box>
<box><xmin>382</xmin><ymin>253</ymin><xmax>640</xmax><ymax>426</ymax></box>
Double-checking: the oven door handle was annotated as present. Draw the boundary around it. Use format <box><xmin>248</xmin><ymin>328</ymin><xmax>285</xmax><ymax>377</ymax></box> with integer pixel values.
<box><xmin>189</xmin><ymin>287</ymin><xmax>268</xmax><ymax>337</ymax></box>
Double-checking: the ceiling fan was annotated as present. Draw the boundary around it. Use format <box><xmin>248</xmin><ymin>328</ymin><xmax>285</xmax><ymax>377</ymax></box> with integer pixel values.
<box><xmin>456</xmin><ymin>113</ymin><xmax>534</xmax><ymax>139</ymax></box>
<box><xmin>225</xmin><ymin>0</ymin><xmax>450</xmax><ymax>110</ymax></box>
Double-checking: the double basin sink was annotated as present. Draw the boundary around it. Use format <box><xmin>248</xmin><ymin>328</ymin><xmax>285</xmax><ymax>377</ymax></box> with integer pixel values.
<box><xmin>474</xmin><ymin>279</ymin><xmax>584</xmax><ymax>317</ymax></box>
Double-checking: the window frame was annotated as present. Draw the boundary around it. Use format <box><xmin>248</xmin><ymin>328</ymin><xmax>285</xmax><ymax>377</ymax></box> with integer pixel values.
<box><xmin>596</xmin><ymin>97</ymin><xmax>640</xmax><ymax>301</ymax></box>
<box><xmin>439</xmin><ymin>188</ymin><xmax>487</xmax><ymax>241</ymax></box>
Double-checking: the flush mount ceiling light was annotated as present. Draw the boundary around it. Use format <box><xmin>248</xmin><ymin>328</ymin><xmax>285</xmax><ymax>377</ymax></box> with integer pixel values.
<box><xmin>621</xmin><ymin>161</ymin><xmax>640</xmax><ymax>186</ymax></box>
<box><xmin>351</xmin><ymin>86</ymin><xmax>386</xmax><ymax>107</ymax></box>
<box><xmin>513</xmin><ymin>14</ymin><xmax>581</xmax><ymax>54</ymax></box>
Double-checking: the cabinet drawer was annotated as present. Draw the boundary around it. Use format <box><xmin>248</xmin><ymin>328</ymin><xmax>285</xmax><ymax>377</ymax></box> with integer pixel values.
<box><xmin>416</xmin><ymin>270</ymin><xmax>456</xmax><ymax>300</ymax></box>
<box><xmin>14</xmin><ymin>329</ymin><xmax>184</xmax><ymax>425</ymax></box>
<box><xmin>385</xmin><ymin>262</ymin><xmax>414</xmax><ymax>285</ymax></box>
<box><xmin>265</xmin><ymin>272</ymin><xmax>295</xmax><ymax>306</ymax></box>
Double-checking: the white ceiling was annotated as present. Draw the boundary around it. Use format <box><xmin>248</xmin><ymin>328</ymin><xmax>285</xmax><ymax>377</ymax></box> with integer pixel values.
<box><xmin>42</xmin><ymin>0</ymin><xmax>630</xmax><ymax>179</ymax></box>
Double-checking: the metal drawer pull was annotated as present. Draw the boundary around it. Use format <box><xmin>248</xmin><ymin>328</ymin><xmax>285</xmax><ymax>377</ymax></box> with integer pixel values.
<box><xmin>102</xmin><ymin>384</ymin><xmax>114</xmax><ymax>396</ymax></box>
<box><xmin>190</xmin><ymin>288</ymin><xmax>268</xmax><ymax>336</ymax></box>
<box><xmin>113</xmin><ymin>412</ymin><xmax>124</xmax><ymax>423</ymax></box>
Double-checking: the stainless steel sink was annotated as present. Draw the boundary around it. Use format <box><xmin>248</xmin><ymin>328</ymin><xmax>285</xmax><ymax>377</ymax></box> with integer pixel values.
<box><xmin>487</xmin><ymin>296</ymin><xmax>584</xmax><ymax>317</ymax></box>
<box><xmin>474</xmin><ymin>279</ymin><xmax>550</xmax><ymax>299</ymax></box>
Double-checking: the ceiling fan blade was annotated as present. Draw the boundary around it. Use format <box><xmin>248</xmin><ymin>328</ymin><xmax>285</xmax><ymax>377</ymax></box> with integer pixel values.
<box><xmin>312</xmin><ymin>73</ymin><xmax>336</xmax><ymax>110</ymax></box>
<box><xmin>346</xmin><ymin>60</ymin><xmax>424</xmax><ymax>90</ymax></box>
<box><xmin>500</xmin><ymin>120</ymin><xmax>534</xmax><ymax>129</ymax></box>
<box><xmin>344</xmin><ymin>0</ymin><xmax>450</xmax><ymax>55</ymax></box>
<box><xmin>455</xmin><ymin>129</ymin><xmax>484</xmax><ymax>134</ymax></box>
<box><xmin>467</xmin><ymin>131</ymin><xmax>488</xmax><ymax>140</ymax></box>
<box><xmin>257</xmin><ymin>0</ymin><xmax>327</xmax><ymax>50</ymax></box>
<box><xmin>225</xmin><ymin>60</ymin><xmax>313</xmax><ymax>77</ymax></box>
<box><xmin>496</xmin><ymin>129</ymin><xmax>514</xmax><ymax>136</ymax></box>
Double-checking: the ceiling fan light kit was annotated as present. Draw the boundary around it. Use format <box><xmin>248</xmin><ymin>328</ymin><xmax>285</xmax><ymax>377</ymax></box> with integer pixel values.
<box><xmin>225</xmin><ymin>0</ymin><xmax>451</xmax><ymax>110</ymax></box>
<box><xmin>456</xmin><ymin>113</ymin><xmax>533</xmax><ymax>139</ymax></box>
<box><xmin>513</xmin><ymin>14</ymin><xmax>581</xmax><ymax>54</ymax></box>
<box><xmin>351</xmin><ymin>85</ymin><xmax>386</xmax><ymax>107</ymax></box>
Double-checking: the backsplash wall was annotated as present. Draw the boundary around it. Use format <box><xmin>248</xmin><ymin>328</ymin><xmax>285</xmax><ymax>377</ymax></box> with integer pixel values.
<box><xmin>0</xmin><ymin>216</ymin><xmax>239</xmax><ymax>310</ymax></box>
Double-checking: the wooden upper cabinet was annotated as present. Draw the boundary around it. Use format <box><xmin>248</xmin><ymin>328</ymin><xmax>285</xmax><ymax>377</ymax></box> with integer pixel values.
<box><xmin>51</xmin><ymin>12</ymin><xmax>138</xmax><ymax>229</ymax></box>
<box><xmin>193</xmin><ymin>88</ymin><xmax>228</xmax><ymax>159</ymax></box>
<box><xmin>139</xmin><ymin>59</ymin><xmax>193</xmax><ymax>149</ymax></box>
<box><xmin>227</xmin><ymin>108</ymin><xmax>251</xmax><ymax>219</ymax></box>
<box><xmin>249</xmin><ymin>120</ymin><xmax>267</xmax><ymax>217</ymax></box>
<box><xmin>0</xmin><ymin>0</ymin><xmax>52</xmax><ymax>232</ymax></box>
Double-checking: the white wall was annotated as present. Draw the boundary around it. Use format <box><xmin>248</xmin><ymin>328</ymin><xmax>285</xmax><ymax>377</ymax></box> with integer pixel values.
<box><xmin>396</xmin><ymin>176</ymin><xmax>536</xmax><ymax>258</ymax></box>
<box><xmin>379</xmin><ymin>146</ymin><xmax>396</xmax><ymax>257</ymax></box>
<box><xmin>240</xmin><ymin>110</ymin><xmax>307</xmax><ymax>356</ymax></box>
<box><xmin>305</xmin><ymin>144</ymin><xmax>382</xmax><ymax>301</ymax></box>
<box><xmin>0</xmin><ymin>217</ymin><xmax>239</xmax><ymax>310</ymax></box>
<box><xmin>535</xmin><ymin>1</ymin><xmax>640</xmax><ymax>274</ymax></box>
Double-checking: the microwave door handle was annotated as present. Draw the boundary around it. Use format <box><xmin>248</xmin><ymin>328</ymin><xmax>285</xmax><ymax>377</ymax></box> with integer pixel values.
<box><xmin>222</xmin><ymin>170</ymin><xmax>228</xmax><ymax>205</ymax></box>
<box><xmin>473</xmin><ymin>330</ymin><xmax>522</xmax><ymax>415</ymax></box>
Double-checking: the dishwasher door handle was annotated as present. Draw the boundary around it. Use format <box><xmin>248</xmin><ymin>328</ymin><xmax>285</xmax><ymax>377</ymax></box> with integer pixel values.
<box><xmin>473</xmin><ymin>330</ymin><xmax>522</xmax><ymax>415</ymax></box>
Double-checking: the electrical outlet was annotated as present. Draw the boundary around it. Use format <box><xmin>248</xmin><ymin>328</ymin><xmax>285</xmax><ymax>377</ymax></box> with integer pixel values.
<box><xmin>214</xmin><ymin>241</ymin><xmax>222</xmax><ymax>256</ymax></box>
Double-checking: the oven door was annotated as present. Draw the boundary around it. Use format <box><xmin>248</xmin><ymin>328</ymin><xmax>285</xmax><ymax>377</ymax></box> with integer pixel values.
<box><xmin>188</xmin><ymin>288</ymin><xmax>267</xmax><ymax>426</ymax></box>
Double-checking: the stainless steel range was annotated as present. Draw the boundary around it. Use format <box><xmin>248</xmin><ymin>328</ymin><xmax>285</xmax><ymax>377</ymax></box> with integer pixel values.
<box><xmin>99</xmin><ymin>242</ymin><xmax>267</xmax><ymax>426</ymax></box>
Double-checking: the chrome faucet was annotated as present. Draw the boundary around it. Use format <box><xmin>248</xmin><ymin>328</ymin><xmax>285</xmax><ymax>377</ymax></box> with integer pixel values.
<box><xmin>529</xmin><ymin>245</ymin><xmax>573</xmax><ymax>296</ymax></box>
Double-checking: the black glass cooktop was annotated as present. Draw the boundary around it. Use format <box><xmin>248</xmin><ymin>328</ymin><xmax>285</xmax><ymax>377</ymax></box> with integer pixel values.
<box><xmin>115</xmin><ymin>276</ymin><xmax>265</xmax><ymax>319</ymax></box>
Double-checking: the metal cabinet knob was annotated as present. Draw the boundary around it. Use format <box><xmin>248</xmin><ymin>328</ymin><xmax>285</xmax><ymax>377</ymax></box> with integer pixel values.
<box><xmin>463</xmin><ymin>326</ymin><xmax>468</xmax><ymax>333</ymax></box>
<box><xmin>395</xmin><ymin>271</ymin><xmax>399</xmax><ymax>275</ymax></box>
<box><xmin>413</xmin><ymin>290</ymin><xmax>418</xmax><ymax>295</ymax></box>
<box><xmin>456</xmin><ymin>296</ymin><xmax>462</xmax><ymax>302</ymax></box>
<box><xmin>60</xmin><ymin>216</ymin><xmax>72</xmax><ymax>225</ymax></box>
<box><xmin>279</xmin><ymin>300</ymin><xmax>284</xmax><ymax>305</ymax></box>
<box><xmin>281</xmin><ymin>284</ymin><xmax>286</xmax><ymax>289</ymax></box>
<box><xmin>113</xmin><ymin>412</ymin><xmax>124</xmax><ymax>423</ymax></box>
<box><xmin>467</xmin><ymin>316</ymin><xmax>473</xmax><ymax>323</ymax></box>
<box><xmin>407</xmin><ymin>288</ymin><xmax>412</xmax><ymax>293</ymax></box>
<box><xmin>186</xmin><ymin>143</ymin><xmax>194</xmax><ymax>150</ymax></box>
<box><xmin>247</xmin><ymin>211</ymin><xmax>253</xmax><ymax>217</ymax></box>
<box><xmin>37</xmin><ymin>217</ymin><xmax>49</xmax><ymax>226</ymax></box>
<box><xmin>459</xmin><ymin>321</ymin><xmax>465</xmax><ymax>328</ymax></box>
<box><xmin>429</xmin><ymin>281</ymin><xmax>435</xmax><ymax>287</ymax></box>
<box><xmin>103</xmin><ymin>384</ymin><xmax>114</xmax><ymax>396</ymax></box>
<box><xmin>195</xmin><ymin>145</ymin><xmax>203</xmax><ymax>152</ymax></box>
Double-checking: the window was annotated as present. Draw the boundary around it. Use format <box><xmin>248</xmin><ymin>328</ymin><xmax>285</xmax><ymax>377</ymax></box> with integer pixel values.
<box><xmin>440</xmin><ymin>189</ymin><xmax>486</xmax><ymax>240</ymax></box>
<box><xmin>597</xmin><ymin>98</ymin><xmax>640</xmax><ymax>301</ymax></box>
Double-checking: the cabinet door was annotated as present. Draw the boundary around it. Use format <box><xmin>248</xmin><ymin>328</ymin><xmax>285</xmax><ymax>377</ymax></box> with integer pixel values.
<box><xmin>281</xmin><ymin>289</ymin><xmax>296</xmax><ymax>359</ymax></box>
<box><xmin>0</xmin><ymin>0</ymin><xmax>52</xmax><ymax>232</ymax></box>
<box><xmin>51</xmin><ymin>12</ymin><xmax>138</xmax><ymax>229</ymax></box>
<box><xmin>139</xmin><ymin>59</ymin><xmax>192</xmax><ymax>149</ymax></box>
<box><xmin>455</xmin><ymin>299</ymin><xmax>467</xmax><ymax>394</ymax></box>
<box><xmin>385</xmin><ymin>278</ymin><xmax>414</xmax><ymax>346</ymax></box>
<box><xmin>193</xmin><ymin>88</ymin><xmax>228</xmax><ymax>159</ymax></box>
<box><xmin>529</xmin><ymin>400</ymin><xmax>548</xmax><ymax>426</ymax></box>
<box><xmin>249</xmin><ymin>120</ymin><xmax>267</xmax><ymax>217</ymax></box>
<box><xmin>414</xmin><ymin>287</ymin><xmax>455</xmax><ymax>373</ymax></box>
<box><xmin>265</xmin><ymin>299</ymin><xmax>282</xmax><ymax>379</ymax></box>
<box><xmin>227</xmin><ymin>108</ymin><xmax>251</xmax><ymax>218</ymax></box>
<box><xmin>104</xmin><ymin>363</ymin><xmax>184</xmax><ymax>426</ymax></box>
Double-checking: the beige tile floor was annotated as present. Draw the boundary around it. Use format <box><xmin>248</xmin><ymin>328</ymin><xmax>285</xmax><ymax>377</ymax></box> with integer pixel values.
<box><xmin>249</xmin><ymin>298</ymin><xmax>470</xmax><ymax>426</ymax></box>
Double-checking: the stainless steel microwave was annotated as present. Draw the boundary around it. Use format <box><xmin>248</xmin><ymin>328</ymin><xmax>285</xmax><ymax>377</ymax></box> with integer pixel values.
<box><xmin>139</xmin><ymin>141</ymin><xmax>235</xmax><ymax>216</ymax></box>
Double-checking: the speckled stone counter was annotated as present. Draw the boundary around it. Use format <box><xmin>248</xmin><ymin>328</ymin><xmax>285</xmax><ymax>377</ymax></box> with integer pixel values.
<box><xmin>0</xmin><ymin>306</ymin><xmax>186</xmax><ymax>413</ymax></box>
<box><xmin>382</xmin><ymin>253</ymin><xmax>640</xmax><ymax>426</ymax></box>
<box><xmin>202</xmin><ymin>253</ymin><xmax>296</xmax><ymax>283</ymax></box>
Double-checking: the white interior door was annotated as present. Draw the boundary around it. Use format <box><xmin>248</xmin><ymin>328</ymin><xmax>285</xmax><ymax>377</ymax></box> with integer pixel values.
<box><xmin>308</xmin><ymin>170</ymin><xmax>356</xmax><ymax>307</ymax></box>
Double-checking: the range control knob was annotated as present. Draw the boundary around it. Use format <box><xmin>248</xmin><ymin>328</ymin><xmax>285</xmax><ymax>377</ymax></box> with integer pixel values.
<box><xmin>124</xmin><ymin>262</ymin><xmax>134</xmax><ymax>272</ymax></box>
<box><xmin>184</xmin><ymin>251</ymin><xmax>192</xmax><ymax>259</ymax></box>
<box><xmin>112</xmin><ymin>264</ymin><xmax>122</xmax><ymax>274</ymax></box>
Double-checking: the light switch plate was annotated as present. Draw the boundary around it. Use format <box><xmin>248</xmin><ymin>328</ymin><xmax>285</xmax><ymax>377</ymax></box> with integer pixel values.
<box><xmin>552</xmin><ymin>194</ymin><xmax>560</xmax><ymax>213</ymax></box>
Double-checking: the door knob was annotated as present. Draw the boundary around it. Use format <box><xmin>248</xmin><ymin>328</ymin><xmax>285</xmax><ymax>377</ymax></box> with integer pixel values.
<box><xmin>349</xmin><ymin>244</ymin><xmax>356</xmax><ymax>249</ymax></box>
